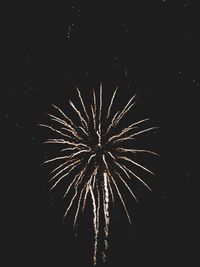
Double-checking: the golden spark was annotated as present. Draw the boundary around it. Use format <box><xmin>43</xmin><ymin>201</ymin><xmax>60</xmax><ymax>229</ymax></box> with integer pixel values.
<box><xmin>40</xmin><ymin>83</ymin><xmax>158</xmax><ymax>265</ymax></box>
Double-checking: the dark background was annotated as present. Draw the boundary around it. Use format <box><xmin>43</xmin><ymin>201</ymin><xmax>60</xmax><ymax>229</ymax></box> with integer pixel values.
<box><xmin>2</xmin><ymin>1</ymin><xmax>199</xmax><ymax>266</ymax></box>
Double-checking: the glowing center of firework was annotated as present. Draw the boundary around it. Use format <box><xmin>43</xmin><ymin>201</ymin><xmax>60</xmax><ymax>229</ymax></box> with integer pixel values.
<box><xmin>93</xmin><ymin>143</ymin><xmax>105</xmax><ymax>160</ymax></box>
<box><xmin>95</xmin><ymin>143</ymin><xmax>102</xmax><ymax>152</ymax></box>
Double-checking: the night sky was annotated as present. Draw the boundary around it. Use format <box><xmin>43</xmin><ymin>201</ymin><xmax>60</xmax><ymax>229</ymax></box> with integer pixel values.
<box><xmin>2</xmin><ymin>1</ymin><xmax>199</xmax><ymax>266</ymax></box>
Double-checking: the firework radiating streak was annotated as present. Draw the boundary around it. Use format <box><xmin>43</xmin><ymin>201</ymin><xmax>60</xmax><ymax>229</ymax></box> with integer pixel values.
<box><xmin>48</xmin><ymin>147</ymin><xmax>88</xmax><ymax>176</ymax></box>
<box><xmin>97</xmin><ymin>131</ymin><xmax>101</xmax><ymax>147</ymax></box>
<box><xmin>69</xmin><ymin>100</ymin><xmax>89</xmax><ymax>132</ymax></box>
<box><xmin>51</xmin><ymin>104</ymin><xmax>82</xmax><ymax>136</ymax></box>
<box><xmin>43</xmin><ymin>148</ymin><xmax>90</xmax><ymax>166</ymax></box>
<box><xmin>92</xmin><ymin>167</ymin><xmax>99</xmax><ymax>189</ymax></box>
<box><xmin>105</xmin><ymin>95</ymin><xmax>136</xmax><ymax>134</ymax></box>
<box><xmin>122</xmin><ymin>165</ymin><xmax>152</xmax><ymax>191</ymax></box>
<box><xmin>89</xmin><ymin>178</ymin><xmax>100</xmax><ymax>265</ymax></box>
<box><xmin>74</xmin><ymin>166</ymin><xmax>88</xmax><ymax>187</ymax></box>
<box><xmin>50</xmin><ymin>160</ymin><xmax>82</xmax><ymax>190</ymax></box>
<box><xmin>117</xmin><ymin>148</ymin><xmax>159</xmax><ymax>156</ymax></box>
<box><xmin>82</xmin><ymin>167</ymin><xmax>98</xmax><ymax>211</ymax></box>
<box><xmin>108</xmin><ymin>118</ymin><xmax>149</xmax><ymax>142</ymax></box>
<box><xmin>96</xmin><ymin>184</ymin><xmax>100</xmax><ymax>261</ymax></box>
<box><xmin>107</xmin><ymin>151</ymin><xmax>131</xmax><ymax>179</ymax></box>
<box><xmin>76</xmin><ymin>87</ymin><xmax>90</xmax><ymax>122</ymax></box>
<box><xmin>63</xmin><ymin>186</ymin><xmax>79</xmax><ymax>219</ymax></box>
<box><xmin>66</xmin><ymin>149</ymin><xmax>91</xmax><ymax>161</ymax></box>
<box><xmin>43</xmin><ymin>155</ymin><xmax>74</xmax><ymax>165</ymax></box>
<box><xmin>44</xmin><ymin>138</ymin><xmax>65</xmax><ymax>144</ymax></box>
<box><xmin>47</xmin><ymin>117</ymin><xmax>82</xmax><ymax>140</ymax></box>
<box><xmin>47</xmin><ymin>113</ymin><xmax>69</xmax><ymax>127</ymax></box>
<box><xmin>106</xmin><ymin>86</ymin><xmax>118</xmax><ymax>119</ymax></box>
<box><xmin>50</xmin><ymin>115</ymin><xmax>88</xmax><ymax>141</ymax></box>
<box><xmin>73</xmin><ymin>184</ymin><xmax>87</xmax><ymax>227</ymax></box>
<box><xmin>96</xmin><ymin>184</ymin><xmax>100</xmax><ymax>234</ymax></box>
<box><xmin>107</xmin><ymin>178</ymin><xmax>115</xmax><ymax>203</ymax></box>
<box><xmin>106</xmin><ymin>111</ymin><xmax>120</xmax><ymax>134</ymax></box>
<box><xmin>49</xmin><ymin>159</ymin><xmax>81</xmax><ymax>184</ymax></box>
<box><xmin>102</xmin><ymin>156</ymin><xmax>114</xmax><ymax>235</ymax></box>
<box><xmin>109</xmin><ymin>174</ymin><xmax>131</xmax><ymax>224</ymax></box>
<box><xmin>63</xmin><ymin>167</ymin><xmax>86</xmax><ymax>198</ymax></box>
<box><xmin>44</xmin><ymin>138</ymin><xmax>89</xmax><ymax>148</ymax></box>
<box><xmin>60</xmin><ymin>127</ymin><xmax>83</xmax><ymax>141</ymax></box>
<box><xmin>52</xmin><ymin>104</ymin><xmax>72</xmax><ymax>122</ymax></box>
<box><xmin>63</xmin><ymin>160</ymin><xmax>95</xmax><ymax>217</ymax></box>
<box><xmin>88</xmin><ymin>154</ymin><xmax>96</xmax><ymax>164</ymax></box>
<box><xmin>112</xmin><ymin>127</ymin><xmax>158</xmax><ymax>144</ymax></box>
<box><xmin>115</xmin><ymin>171</ymin><xmax>138</xmax><ymax>202</ymax></box>
<box><xmin>114</xmin><ymin>160</ymin><xmax>131</xmax><ymax>179</ymax></box>
<box><xmin>91</xmin><ymin>105</ymin><xmax>96</xmax><ymax>131</ymax></box>
<box><xmin>102</xmin><ymin>155</ymin><xmax>113</xmax><ymax>252</ymax></box>
<box><xmin>47</xmin><ymin>113</ymin><xmax>79</xmax><ymax>136</ymax></box>
<box><xmin>93</xmin><ymin>89</ymin><xmax>97</xmax><ymax>116</ymax></box>
<box><xmin>90</xmin><ymin>185</ymin><xmax>98</xmax><ymax>266</ymax></box>
<box><xmin>106</xmin><ymin>151</ymin><xmax>115</xmax><ymax>160</ymax></box>
<box><xmin>48</xmin><ymin>114</ymin><xmax>71</xmax><ymax>129</ymax></box>
<box><xmin>50</xmin><ymin>158</ymin><xmax>77</xmax><ymax>175</ymax></box>
<box><xmin>114</xmin><ymin>102</ymin><xmax>136</xmax><ymax>127</ymax></box>
<box><xmin>92</xmin><ymin>167</ymin><xmax>98</xmax><ymax>188</ymax></box>
<box><xmin>103</xmin><ymin>172</ymin><xmax>110</xmax><ymax>237</ymax></box>
<box><xmin>128</xmin><ymin>127</ymin><xmax>158</xmax><ymax>138</ymax></box>
<box><xmin>63</xmin><ymin>167</ymin><xmax>88</xmax><ymax>219</ymax></box>
<box><xmin>113</xmin><ymin>94</ymin><xmax>136</xmax><ymax>126</ymax></box>
<box><xmin>118</xmin><ymin>156</ymin><xmax>155</xmax><ymax>175</ymax></box>
<box><xmin>63</xmin><ymin>172</ymin><xmax>83</xmax><ymax>199</ymax></box>
<box><xmin>61</xmin><ymin>147</ymin><xmax>81</xmax><ymax>152</ymax></box>
<box><xmin>48</xmin><ymin>158</ymin><xmax>78</xmax><ymax>181</ymax></box>
<box><xmin>78</xmin><ymin>126</ymin><xmax>90</xmax><ymax>137</ymax></box>
<box><xmin>39</xmin><ymin>124</ymin><xmax>75</xmax><ymax>140</ymax></box>
<box><xmin>110</xmin><ymin>136</ymin><xmax>135</xmax><ymax>144</ymax></box>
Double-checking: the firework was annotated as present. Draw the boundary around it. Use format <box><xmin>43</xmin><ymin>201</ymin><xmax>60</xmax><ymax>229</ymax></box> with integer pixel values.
<box><xmin>40</xmin><ymin>84</ymin><xmax>158</xmax><ymax>265</ymax></box>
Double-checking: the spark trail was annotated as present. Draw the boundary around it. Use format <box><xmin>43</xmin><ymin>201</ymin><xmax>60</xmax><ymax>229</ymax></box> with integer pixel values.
<box><xmin>41</xmin><ymin>84</ymin><xmax>158</xmax><ymax>265</ymax></box>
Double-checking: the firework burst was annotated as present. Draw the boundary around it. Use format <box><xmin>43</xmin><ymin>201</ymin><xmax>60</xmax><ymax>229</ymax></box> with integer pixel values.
<box><xmin>40</xmin><ymin>83</ymin><xmax>158</xmax><ymax>265</ymax></box>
